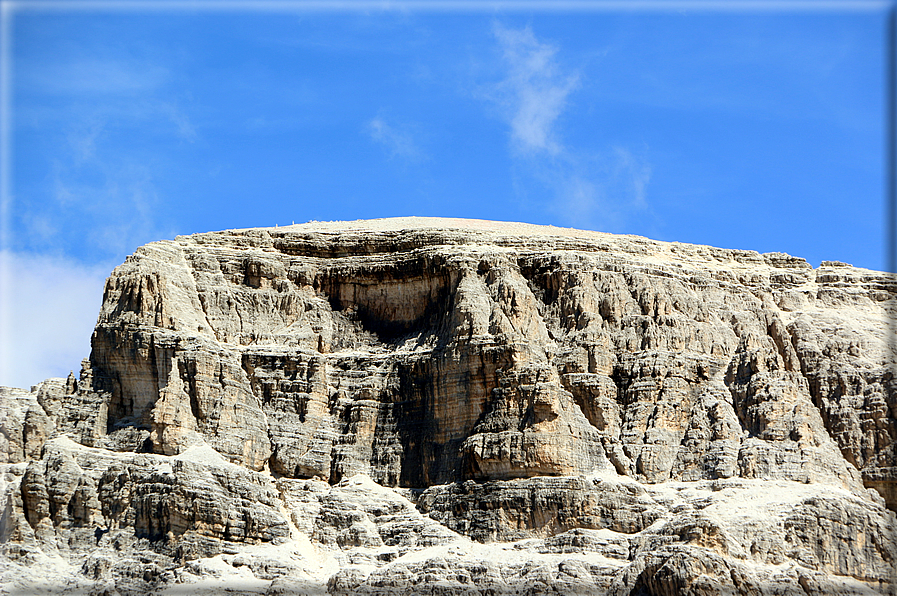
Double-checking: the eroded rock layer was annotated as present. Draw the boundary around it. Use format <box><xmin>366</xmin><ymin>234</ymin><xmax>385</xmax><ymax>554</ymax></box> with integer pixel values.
<box><xmin>2</xmin><ymin>217</ymin><xmax>895</xmax><ymax>595</ymax></box>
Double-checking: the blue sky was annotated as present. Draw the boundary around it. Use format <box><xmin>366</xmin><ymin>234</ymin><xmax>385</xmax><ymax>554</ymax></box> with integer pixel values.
<box><xmin>0</xmin><ymin>1</ymin><xmax>890</xmax><ymax>387</ymax></box>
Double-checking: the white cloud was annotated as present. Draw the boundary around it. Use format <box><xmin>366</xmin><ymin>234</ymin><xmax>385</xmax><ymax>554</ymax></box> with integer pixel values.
<box><xmin>367</xmin><ymin>117</ymin><xmax>422</xmax><ymax>161</ymax></box>
<box><xmin>0</xmin><ymin>251</ymin><xmax>110</xmax><ymax>390</ymax></box>
<box><xmin>491</xmin><ymin>24</ymin><xmax>579</xmax><ymax>156</ymax></box>
<box><xmin>486</xmin><ymin>24</ymin><xmax>652</xmax><ymax>232</ymax></box>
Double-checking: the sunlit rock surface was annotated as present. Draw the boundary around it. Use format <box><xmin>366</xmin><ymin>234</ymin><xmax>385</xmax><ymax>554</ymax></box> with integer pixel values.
<box><xmin>2</xmin><ymin>217</ymin><xmax>895</xmax><ymax>595</ymax></box>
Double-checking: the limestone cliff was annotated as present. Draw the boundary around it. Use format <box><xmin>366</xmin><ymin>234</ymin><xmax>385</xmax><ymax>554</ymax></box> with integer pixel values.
<box><xmin>1</xmin><ymin>217</ymin><xmax>895</xmax><ymax>595</ymax></box>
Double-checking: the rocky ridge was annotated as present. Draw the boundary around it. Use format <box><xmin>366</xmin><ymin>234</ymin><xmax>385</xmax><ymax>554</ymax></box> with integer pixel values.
<box><xmin>1</xmin><ymin>217</ymin><xmax>895</xmax><ymax>594</ymax></box>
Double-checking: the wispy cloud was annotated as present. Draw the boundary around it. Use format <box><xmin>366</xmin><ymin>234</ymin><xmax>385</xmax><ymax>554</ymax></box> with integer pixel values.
<box><xmin>485</xmin><ymin>24</ymin><xmax>652</xmax><ymax>231</ymax></box>
<box><xmin>21</xmin><ymin>57</ymin><xmax>170</xmax><ymax>96</ymax></box>
<box><xmin>0</xmin><ymin>251</ymin><xmax>110</xmax><ymax>389</ymax></box>
<box><xmin>47</xmin><ymin>159</ymin><xmax>164</xmax><ymax>257</ymax></box>
<box><xmin>536</xmin><ymin>148</ymin><xmax>653</xmax><ymax>227</ymax></box>
<box><xmin>367</xmin><ymin>116</ymin><xmax>423</xmax><ymax>161</ymax></box>
<box><xmin>13</xmin><ymin>52</ymin><xmax>192</xmax><ymax>260</ymax></box>
<box><xmin>491</xmin><ymin>24</ymin><xmax>578</xmax><ymax>156</ymax></box>
<box><xmin>159</xmin><ymin>102</ymin><xmax>198</xmax><ymax>142</ymax></box>
<box><xmin>65</xmin><ymin>119</ymin><xmax>105</xmax><ymax>163</ymax></box>
<box><xmin>613</xmin><ymin>146</ymin><xmax>652</xmax><ymax>208</ymax></box>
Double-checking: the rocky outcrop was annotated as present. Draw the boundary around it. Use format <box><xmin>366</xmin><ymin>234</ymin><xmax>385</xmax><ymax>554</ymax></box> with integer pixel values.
<box><xmin>1</xmin><ymin>217</ymin><xmax>895</xmax><ymax>594</ymax></box>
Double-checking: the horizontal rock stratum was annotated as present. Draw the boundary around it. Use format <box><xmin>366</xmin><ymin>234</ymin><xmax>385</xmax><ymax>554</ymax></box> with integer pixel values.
<box><xmin>1</xmin><ymin>217</ymin><xmax>896</xmax><ymax>595</ymax></box>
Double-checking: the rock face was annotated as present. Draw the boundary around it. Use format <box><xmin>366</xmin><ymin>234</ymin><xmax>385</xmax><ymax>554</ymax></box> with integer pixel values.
<box><xmin>1</xmin><ymin>217</ymin><xmax>895</xmax><ymax>595</ymax></box>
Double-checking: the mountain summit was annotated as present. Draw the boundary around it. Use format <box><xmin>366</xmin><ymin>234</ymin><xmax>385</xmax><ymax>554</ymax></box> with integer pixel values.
<box><xmin>2</xmin><ymin>219</ymin><xmax>895</xmax><ymax>594</ymax></box>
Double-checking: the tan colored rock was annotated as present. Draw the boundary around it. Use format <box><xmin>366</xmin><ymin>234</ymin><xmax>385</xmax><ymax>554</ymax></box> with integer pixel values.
<box><xmin>1</xmin><ymin>218</ymin><xmax>895</xmax><ymax>594</ymax></box>
<box><xmin>76</xmin><ymin>220</ymin><xmax>894</xmax><ymax>496</ymax></box>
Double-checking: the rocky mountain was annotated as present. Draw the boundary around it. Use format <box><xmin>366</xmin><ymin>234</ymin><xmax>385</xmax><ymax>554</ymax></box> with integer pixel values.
<box><xmin>1</xmin><ymin>217</ymin><xmax>895</xmax><ymax>595</ymax></box>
